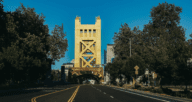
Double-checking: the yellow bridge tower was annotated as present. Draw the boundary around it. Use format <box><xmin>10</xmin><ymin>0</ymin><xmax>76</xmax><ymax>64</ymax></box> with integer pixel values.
<box><xmin>70</xmin><ymin>16</ymin><xmax>104</xmax><ymax>82</ymax></box>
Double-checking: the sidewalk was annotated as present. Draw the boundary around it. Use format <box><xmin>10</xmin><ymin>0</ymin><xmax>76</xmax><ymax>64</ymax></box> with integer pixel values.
<box><xmin>0</xmin><ymin>81</ymin><xmax>70</xmax><ymax>96</ymax></box>
<box><xmin>0</xmin><ymin>83</ymin><xmax>47</xmax><ymax>96</ymax></box>
<box><xmin>125</xmin><ymin>84</ymin><xmax>192</xmax><ymax>92</ymax></box>
<box><xmin>106</xmin><ymin>84</ymin><xmax>192</xmax><ymax>102</ymax></box>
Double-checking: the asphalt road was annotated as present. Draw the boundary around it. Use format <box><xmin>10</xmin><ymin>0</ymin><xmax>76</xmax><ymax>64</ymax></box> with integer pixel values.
<box><xmin>74</xmin><ymin>85</ymin><xmax>164</xmax><ymax>102</ymax></box>
<box><xmin>0</xmin><ymin>84</ymin><xmax>169</xmax><ymax>102</ymax></box>
<box><xmin>0</xmin><ymin>84</ymin><xmax>78</xmax><ymax>102</ymax></box>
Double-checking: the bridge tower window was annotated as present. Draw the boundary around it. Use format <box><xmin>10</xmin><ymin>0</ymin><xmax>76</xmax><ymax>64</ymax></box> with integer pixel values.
<box><xmin>84</xmin><ymin>29</ymin><xmax>87</xmax><ymax>33</ymax></box>
<box><xmin>80</xmin><ymin>29</ymin><xmax>83</xmax><ymax>33</ymax></box>
<box><xmin>93</xmin><ymin>29</ymin><xmax>96</xmax><ymax>33</ymax></box>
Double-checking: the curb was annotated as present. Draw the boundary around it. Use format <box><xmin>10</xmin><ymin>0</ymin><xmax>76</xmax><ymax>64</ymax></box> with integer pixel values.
<box><xmin>106</xmin><ymin>85</ymin><xmax>192</xmax><ymax>102</ymax></box>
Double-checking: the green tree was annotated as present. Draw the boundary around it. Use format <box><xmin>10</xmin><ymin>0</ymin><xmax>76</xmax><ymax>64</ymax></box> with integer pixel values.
<box><xmin>142</xmin><ymin>2</ymin><xmax>188</xmax><ymax>88</ymax></box>
<box><xmin>112</xmin><ymin>23</ymin><xmax>134</xmax><ymax>84</ymax></box>
<box><xmin>113</xmin><ymin>23</ymin><xmax>134</xmax><ymax>61</ymax></box>
<box><xmin>0</xmin><ymin>0</ymin><xmax>8</xmax><ymax>53</ymax></box>
<box><xmin>47</xmin><ymin>23</ymin><xmax>68</xmax><ymax>62</ymax></box>
<box><xmin>0</xmin><ymin>3</ymin><xmax>59</xmax><ymax>85</ymax></box>
<box><xmin>112</xmin><ymin>23</ymin><xmax>147</xmax><ymax>84</ymax></box>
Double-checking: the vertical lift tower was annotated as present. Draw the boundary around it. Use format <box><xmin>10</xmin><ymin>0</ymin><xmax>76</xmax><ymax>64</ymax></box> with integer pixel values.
<box><xmin>70</xmin><ymin>16</ymin><xmax>104</xmax><ymax>83</ymax></box>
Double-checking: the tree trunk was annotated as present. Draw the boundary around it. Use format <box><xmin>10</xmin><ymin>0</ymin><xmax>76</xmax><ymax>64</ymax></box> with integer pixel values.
<box><xmin>185</xmin><ymin>81</ymin><xmax>188</xmax><ymax>92</ymax></box>
<box><xmin>185</xmin><ymin>85</ymin><xmax>188</xmax><ymax>91</ymax></box>
<box><xmin>119</xmin><ymin>74</ymin><xmax>122</xmax><ymax>85</ymax></box>
<box><xmin>126</xmin><ymin>76</ymin><xmax>130</xmax><ymax>84</ymax></box>
<box><xmin>159</xmin><ymin>78</ymin><xmax>162</xmax><ymax>88</ymax></box>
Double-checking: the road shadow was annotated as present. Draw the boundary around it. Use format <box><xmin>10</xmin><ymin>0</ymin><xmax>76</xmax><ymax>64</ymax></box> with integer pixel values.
<box><xmin>0</xmin><ymin>81</ymin><xmax>77</xmax><ymax>97</ymax></box>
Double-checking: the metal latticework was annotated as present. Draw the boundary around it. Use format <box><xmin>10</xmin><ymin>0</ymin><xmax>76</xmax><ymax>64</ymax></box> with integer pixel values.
<box><xmin>72</xmin><ymin>16</ymin><xmax>103</xmax><ymax>82</ymax></box>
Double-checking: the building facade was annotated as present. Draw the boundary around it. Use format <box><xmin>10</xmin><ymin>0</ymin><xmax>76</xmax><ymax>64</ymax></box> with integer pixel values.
<box><xmin>61</xmin><ymin>63</ymin><xmax>74</xmax><ymax>82</ymax></box>
<box><xmin>104</xmin><ymin>44</ymin><xmax>127</xmax><ymax>84</ymax></box>
<box><xmin>104</xmin><ymin>44</ymin><xmax>115</xmax><ymax>83</ymax></box>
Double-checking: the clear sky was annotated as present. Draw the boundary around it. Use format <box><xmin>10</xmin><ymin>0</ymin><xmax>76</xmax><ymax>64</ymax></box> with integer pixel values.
<box><xmin>2</xmin><ymin>0</ymin><xmax>192</xmax><ymax>70</ymax></box>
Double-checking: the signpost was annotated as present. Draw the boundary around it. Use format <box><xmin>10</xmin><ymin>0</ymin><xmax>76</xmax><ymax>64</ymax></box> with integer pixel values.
<box><xmin>134</xmin><ymin>65</ymin><xmax>139</xmax><ymax>71</ymax></box>
<box><xmin>134</xmin><ymin>65</ymin><xmax>139</xmax><ymax>87</ymax></box>
<box><xmin>152</xmin><ymin>72</ymin><xmax>157</xmax><ymax>79</ymax></box>
<box><xmin>152</xmin><ymin>72</ymin><xmax>157</xmax><ymax>86</ymax></box>
<box><xmin>135</xmin><ymin>71</ymin><xmax>138</xmax><ymax>75</ymax></box>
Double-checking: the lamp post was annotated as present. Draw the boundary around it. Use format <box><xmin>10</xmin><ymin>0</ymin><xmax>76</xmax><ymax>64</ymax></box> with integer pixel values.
<box><xmin>134</xmin><ymin>66</ymin><xmax>139</xmax><ymax>87</ymax></box>
<box><xmin>130</xmin><ymin>38</ymin><xmax>131</xmax><ymax>57</ymax></box>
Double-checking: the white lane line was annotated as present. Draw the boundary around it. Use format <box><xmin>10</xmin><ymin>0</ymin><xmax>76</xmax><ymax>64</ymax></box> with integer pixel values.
<box><xmin>110</xmin><ymin>96</ymin><xmax>114</xmax><ymax>98</ymax></box>
<box><xmin>113</xmin><ymin>88</ymin><xmax>169</xmax><ymax>102</ymax></box>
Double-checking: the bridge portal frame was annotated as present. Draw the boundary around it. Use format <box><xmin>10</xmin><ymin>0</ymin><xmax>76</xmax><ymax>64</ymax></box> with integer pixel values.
<box><xmin>73</xmin><ymin>16</ymin><xmax>103</xmax><ymax>82</ymax></box>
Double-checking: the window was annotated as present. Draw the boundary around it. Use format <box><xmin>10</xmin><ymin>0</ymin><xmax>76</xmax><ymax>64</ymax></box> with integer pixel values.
<box><xmin>84</xmin><ymin>29</ymin><xmax>87</xmax><ymax>33</ymax></box>
<box><xmin>80</xmin><ymin>29</ymin><xmax>83</xmax><ymax>33</ymax></box>
<box><xmin>93</xmin><ymin>29</ymin><xmax>96</xmax><ymax>33</ymax></box>
<box><xmin>89</xmin><ymin>29</ymin><xmax>91</xmax><ymax>33</ymax></box>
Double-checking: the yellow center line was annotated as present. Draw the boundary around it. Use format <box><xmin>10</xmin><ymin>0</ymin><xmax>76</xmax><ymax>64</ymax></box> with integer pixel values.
<box><xmin>68</xmin><ymin>85</ymin><xmax>80</xmax><ymax>102</ymax></box>
<box><xmin>31</xmin><ymin>85</ymin><xmax>78</xmax><ymax>102</ymax></box>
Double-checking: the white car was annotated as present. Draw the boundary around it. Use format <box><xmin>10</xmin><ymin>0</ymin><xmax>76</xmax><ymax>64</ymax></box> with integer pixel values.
<box><xmin>83</xmin><ymin>81</ymin><xmax>87</xmax><ymax>84</ymax></box>
<box><xmin>90</xmin><ymin>80</ymin><xmax>95</xmax><ymax>85</ymax></box>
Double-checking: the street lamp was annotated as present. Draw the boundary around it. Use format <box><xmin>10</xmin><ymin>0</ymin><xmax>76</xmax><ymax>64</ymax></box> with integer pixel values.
<box><xmin>129</xmin><ymin>38</ymin><xmax>132</xmax><ymax>57</ymax></box>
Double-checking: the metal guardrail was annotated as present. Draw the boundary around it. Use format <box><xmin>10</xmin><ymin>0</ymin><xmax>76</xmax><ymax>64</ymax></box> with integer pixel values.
<box><xmin>106</xmin><ymin>85</ymin><xmax>192</xmax><ymax>102</ymax></box>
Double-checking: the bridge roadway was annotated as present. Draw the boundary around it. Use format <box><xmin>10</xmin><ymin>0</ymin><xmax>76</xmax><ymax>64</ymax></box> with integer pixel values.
<box><xmin>0</xmin><ymin>84</ymin><xmax>170</xmax><ymax>102</ymax></box>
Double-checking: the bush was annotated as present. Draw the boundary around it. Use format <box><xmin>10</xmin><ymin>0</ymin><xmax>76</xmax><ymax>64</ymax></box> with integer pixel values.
<box><xmin>142</xmin><ymin>88</ymin><xmax>149</xmax><ymax>91</ymax></box>
<box><xmin>139</xmin><ymin>87</ymin><xmax>163</xmax><ymax>94</ymax></box>
<box><xmin>187</xmin><ymin>92</ymin><xmax>192</xmax><ymax>98</ymax></box>
<box><xmin>135</xmin><ymin>85</ymin><xmax>141</xmax><ymax>89</ymax></box>
<box><xmin>119</xmin><ymin>82</ymin><xmax>124</xmax><ymax>87</ymax></box>
<box><xmin>150</xmin><ymin>81</ymin><xmax>154</xmax><ymax>86</ymax></box>
<box><xmin>162</xmin><ymin>88</ymin><xmax>172</xmax><ymax>94</ymax></box>
<box><xmin>137</xmin><ymin>87</ymin><xmax>142</xmax><ymax>90</ymax></box>
<box><xmin>111</xmin><ymin>81</ymin><xmax>117</xmax><ymax>86</ymax></box>
<box><xmin>106</xmin><ymin>81</ymin><xmax>110</xmax><ymax>85</ymax></box>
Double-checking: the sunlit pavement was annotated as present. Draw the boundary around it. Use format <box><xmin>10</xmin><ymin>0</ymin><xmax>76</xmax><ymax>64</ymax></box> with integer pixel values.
<box><xmin>1</xmin><ymin>84</ymin><xmax>191</xmax><ymax>102</ymax></box>
<box><xmin>105</xmin><ymin>84</ymin><xmax>192</xmax><ymax>102</ymax></box>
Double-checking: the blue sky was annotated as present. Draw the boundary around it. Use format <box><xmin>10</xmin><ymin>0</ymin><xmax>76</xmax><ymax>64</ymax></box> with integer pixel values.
<box><xmin>2</xmin><ymin>0</ymin><xmax>192</xmax><ymax>70</ymax></box>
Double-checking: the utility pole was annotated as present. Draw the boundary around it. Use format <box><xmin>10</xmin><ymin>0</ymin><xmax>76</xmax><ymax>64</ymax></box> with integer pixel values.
<box><xmin>130</xmin><ymin>38</ymin><xmax>131</xmax><ymax>57</ymax></box>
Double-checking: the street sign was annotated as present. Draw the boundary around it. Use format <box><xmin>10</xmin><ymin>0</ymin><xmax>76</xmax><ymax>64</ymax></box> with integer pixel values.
<box><xmin>135</xmin><ymin>71</ymin><xmax>138</xmax><ymax>75</ymax></box>
<box><xmin>145</xmin><ymin>70</ymin><xmax>149</xmax><ymax>75</ymax></box>
<box><xmin>134</xmin><ymin>65</ymin><xmax>139</xmax><ymax>70</ymax></box>
<box><xmin>155</xmin><ymin>74</ymin><xmax>157</xmax><ymax>79</ymax></box>
<box><xmin>152</xmin><ymin>72</ymin><xmax>157</xmax><ymax>79</ymax></box>
<box><xmin>134</xmin><ymin>65</ymin><xmax>139</xmax><ymax>75</ymax></box>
